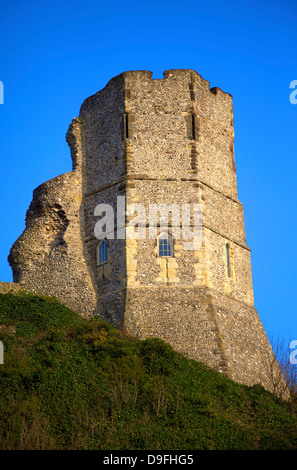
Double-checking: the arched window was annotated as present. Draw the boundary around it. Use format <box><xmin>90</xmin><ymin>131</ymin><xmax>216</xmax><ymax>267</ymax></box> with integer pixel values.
<box><xmin>226</xmin><ymin>243</ymin><xmax>231</xmax><ymax>278</ymax></box>
<box><xmin>158</xmin><ymin>232</ymin><xmax>174</xmax><ymax>257</ymax></box>
<box><xmin>96</xmin><ymin>239</ymin><xmax>108</xmax><ymax>266</ymax></box>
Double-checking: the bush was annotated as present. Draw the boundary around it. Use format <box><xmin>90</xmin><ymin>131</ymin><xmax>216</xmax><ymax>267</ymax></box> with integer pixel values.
<box><xmin>138</xmin><ymin>337</ymin><xmax>179</xmax><ymax>375</ymax></box>
<box><xmin>0</xmin><ymin>293</ymin><xmax>297</xmax><ymax>450</ymax></box>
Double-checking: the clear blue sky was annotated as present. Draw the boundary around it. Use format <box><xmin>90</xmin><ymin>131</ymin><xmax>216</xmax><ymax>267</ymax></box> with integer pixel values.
<box><xmin>0</xmin><ymin>0</ymin><xmax>296</xmax><ymax>347</ymax></box>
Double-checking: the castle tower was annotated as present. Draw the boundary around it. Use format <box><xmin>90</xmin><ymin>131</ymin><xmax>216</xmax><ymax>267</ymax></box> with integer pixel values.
<box><xmin>8</xmin><ymin>70</ymin><xmax>285</xmax><ymax>393</ymax></box>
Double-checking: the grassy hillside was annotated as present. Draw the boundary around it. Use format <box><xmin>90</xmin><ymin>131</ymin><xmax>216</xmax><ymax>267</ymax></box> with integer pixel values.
<box><xmin>0</xmin><ymin>291</ymin><xmax>296</xmax><ymax>450</ymax></box>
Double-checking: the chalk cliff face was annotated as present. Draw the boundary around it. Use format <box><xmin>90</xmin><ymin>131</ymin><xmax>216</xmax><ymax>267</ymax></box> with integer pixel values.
<box><xmin>7</xmin><ymin>70</ymin><xmax>288</xmax><ymax>397</ymax></box>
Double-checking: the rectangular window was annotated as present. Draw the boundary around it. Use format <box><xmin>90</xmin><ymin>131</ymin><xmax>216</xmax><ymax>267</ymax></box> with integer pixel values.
<box><xmin>192</xmin><ymin>114</ymin><xmax>196</xmax><ymax>140</ymax></box>
<box><xmin>159</xmin><ymin>234</ymin><xmax>173</xmax><ymax>257</ymax></box>
<box><xmin>125</xmin><ymin>113</ymin><xmax>129</xmax><ymax>139</ymax></box>
<box><xmin>226</xmin><ymin>244</ymin><xmax>231</xmax><ymax>278</ymax></box>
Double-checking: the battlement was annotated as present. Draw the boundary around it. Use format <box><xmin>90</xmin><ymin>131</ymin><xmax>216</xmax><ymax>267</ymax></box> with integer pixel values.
<box><xmin>77</xmin><ymin>69</ymin><xmax>236</xmax><ymax>198</ymax></box>
<box><xmin>103</xmin><ymin>68</ymin><xmax>232</xmax><ymax>98</ymax></box>
<box><xmin>79</xmin><ymin>69</ymin><xmax>233</xmax><ymax>134</ymax></box>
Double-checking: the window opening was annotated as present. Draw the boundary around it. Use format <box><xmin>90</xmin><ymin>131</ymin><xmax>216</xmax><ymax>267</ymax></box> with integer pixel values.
<box><xmin>192</xmin><ymin>114</ymin><xmax>196</xmax><ymax>140</ymax></box>
<box><xmin>158</xmin><ymin>233</ymin><xmax>173</xmax><ymax>257</ymax></box>
<box><xmin>97</xmin><ymin>239</ymin><xmax>108</xmax><ymax>266</ymax></box>
<box><xmin>226</xmin><ymin>243</ymin><xmax>231</xmax><ymax>277</ymax></box>
<box><xmin>125</xmin><ymin>113</ymin><xmax>129</xmax><ymax>139</ymax></box>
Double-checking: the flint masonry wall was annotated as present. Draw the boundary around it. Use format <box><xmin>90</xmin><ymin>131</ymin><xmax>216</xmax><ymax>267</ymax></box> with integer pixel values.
<box><xmin>116</xmin><ymin>70</ymin><xmax>253</xmax><ymax>306</ymax></box>
<box><xmin>8</xmin><ymin>69</ymin><xmax>286</xmax><ymax>394</ymax></box>
<box><xmin>9</xmin><ymin>120</ymin><xmax>97</xmax><ymax>317</ymax></box>
<box><xmin>78</xmin><ymin>74</ymin><xmax>128</xmax><ymax>322</ymax></box>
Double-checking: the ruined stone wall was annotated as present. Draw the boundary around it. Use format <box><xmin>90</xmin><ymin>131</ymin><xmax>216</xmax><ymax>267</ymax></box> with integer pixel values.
<box><xmin>8</xmin><ymin>120</ymin><xmax>97</xmax><ymax>317</ymax></box>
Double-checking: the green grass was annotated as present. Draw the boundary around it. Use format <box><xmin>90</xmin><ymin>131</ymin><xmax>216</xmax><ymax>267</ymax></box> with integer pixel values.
<box><xmin>0</xmin><ymin>291</ymin><xmax>296</xmax><ymax>450</ymax></box>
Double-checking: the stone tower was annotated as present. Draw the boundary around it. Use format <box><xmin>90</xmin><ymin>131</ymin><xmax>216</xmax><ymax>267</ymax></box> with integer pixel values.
<box><xmin>8</xmin><ymin>70</ymin><xmax>285</xmax><ymax>393</ymax></box>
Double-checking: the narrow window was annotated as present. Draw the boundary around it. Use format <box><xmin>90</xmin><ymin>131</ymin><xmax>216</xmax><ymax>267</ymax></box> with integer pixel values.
<box><xmin>191</xmin><ymin>114</ymin><xmax>196</xmax><ymax>140</ymax></box>
<box><xmin>158</xmin><ymin>233</ymin><xmax>173</xmax><ymax>257</ymax></box>
<box><xmin>97</xmin><ymin>239</ymin><xmax>108</xmax><ymax>266</ymax></box>
<box><xmin>226</xmin><ymin>243</ymin><xmax>231</xmax><ymax>278</ymax></box>
<box><xmin>125</xmin><ymin>113</ymin><xmax>129</xmax><ymax>139</ymax></box>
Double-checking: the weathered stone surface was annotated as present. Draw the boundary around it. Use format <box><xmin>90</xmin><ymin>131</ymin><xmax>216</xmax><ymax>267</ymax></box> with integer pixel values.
<box><xmin>8</xmin><ymin>69</ymin><xmax>287</xmax><ymax>395</ymax></box>
<box><xmin>0</xmin><ymin>282</ymin><xmax>23</xmax><ymax>294</ymax></box>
